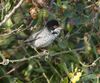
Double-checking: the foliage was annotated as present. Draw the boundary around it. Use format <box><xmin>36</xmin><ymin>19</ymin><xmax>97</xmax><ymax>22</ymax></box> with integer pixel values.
<box><xmin>0</xmin><ymin>0</ymin><xmax>100</xmax><ymax>83</ymax></box>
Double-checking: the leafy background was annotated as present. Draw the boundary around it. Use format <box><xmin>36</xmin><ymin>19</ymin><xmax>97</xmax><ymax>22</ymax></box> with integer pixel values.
<box><xmin>0</xmin><ymin>0</ymin><xmax>100</xmax><ymax>83</ymax></box>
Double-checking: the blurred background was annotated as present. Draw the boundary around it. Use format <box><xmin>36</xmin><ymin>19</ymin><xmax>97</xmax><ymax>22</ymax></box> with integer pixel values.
<box><xmin>0</xmin><ymin>0</ymin><xmax>100</xmax><ymax>83</ymax></box>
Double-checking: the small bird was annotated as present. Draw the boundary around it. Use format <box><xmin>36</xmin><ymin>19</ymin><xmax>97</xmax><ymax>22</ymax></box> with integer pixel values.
<box><xmin>25</xmin><ymin>19</ymin><xmax>63</xmax><ymax>49</ymax></box>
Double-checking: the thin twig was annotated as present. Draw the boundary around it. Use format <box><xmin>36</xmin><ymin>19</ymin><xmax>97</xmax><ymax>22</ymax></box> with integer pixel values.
<box><xmin>72</xmin><ymin>49</ymin><xmax>100</xmax><ymax>67</ymax></box>
<box><xmin>0</xmin><ymin>0</ymin><xmax>24</xmax><ymax>26</ymax></box>
<box><xmin>0</xmin><ymin>24</ymin><xmax>23</xmax><ymax>37</ymax></box>
<box><xmin>43</xmin><ymin>73</ymin><xmax>50</xmax><ymax>83</ymax></box>
<box><xmin>9</xmin><ymin>53</ymin><xmax>45</xmax><ymax>63</ymax></box>
<box><xmin>51</xmin><ymin>47</ymin><xmax>85</xmax><ymax>57</ymax></box>
<box><xmin>0</xmin><ymin>47</ymin><xmax>84</xmax><ymax>65</ymax></box>
<box><xmin>37</xmin><ymin>61</ymin><xmax>50</xmax><ymax>83</ymax></box>
<box><xmin>0</xmin><ymin>62</ymin><xmax>25</xmax><ymax>80</ymax></box>
<box><xmin>0</xmin><ymin>47</ymin><xmax>100</xmax><ymax>68</ymax></box>
<box><xmin>79</xmin><ymin>56</ymin><xmax>100</xmax><ymax>67</ymax></box>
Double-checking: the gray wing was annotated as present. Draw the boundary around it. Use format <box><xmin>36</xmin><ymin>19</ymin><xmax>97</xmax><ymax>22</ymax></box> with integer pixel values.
<box><xmin>24</xmin><ymin>30</ymin><xmax>42</xmax><ymax>43</ymax></box>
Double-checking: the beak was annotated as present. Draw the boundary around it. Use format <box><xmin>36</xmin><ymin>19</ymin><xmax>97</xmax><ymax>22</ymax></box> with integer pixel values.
<box><xmin>57</xmin><ymin>26</ymin><xmax>64</xmax><ymax>30</ymax></box>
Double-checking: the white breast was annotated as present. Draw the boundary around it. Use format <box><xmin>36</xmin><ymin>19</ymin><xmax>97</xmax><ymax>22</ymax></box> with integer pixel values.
<box><xmin>33</xmin><ymin>28</ymin><xmax>58</xmax><ymax>48</ymax></box>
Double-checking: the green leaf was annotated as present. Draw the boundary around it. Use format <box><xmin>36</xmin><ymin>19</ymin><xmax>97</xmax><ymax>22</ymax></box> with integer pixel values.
<box><xmin>57</xmin><ymin>0</ymin><xmax>62</xmax><ymax>6</ymax></box>
<box><xmin>66</xmin><ymin>23</ymin><xmax>73</xmax><ymax>32</ymax></box>
<box><xmin>58</xmin><ymin>39</ymin><xmax>67</xmax><ymax>49</ymax></box>
<box><xmin>0</xmin><ymin>67</ymin><xmax>5</xmax><ymax>76</ymax></box>
<box><xmin>81</xmin><ymin>74</ymin><xmax>97</xmax><ymax>81</ymax></box>
<box><xmin>58</xmin><ymin>63</ymin><xmax>69</xmax><ymax>75</ymax></box>
<box><xmin>61</xmin><ymin>77</ymin><xmax>68</xmax><ymax>83</ymax></box>
<box><xmin>0</xmin><ymin>67</ymin><xmax>11</xmax><ymax>83</ymax></box>
<box><xmin>0</xmin><ymin>36</ymin><xmax>14</xmax><ymax>48</ymax></box>
<box><xmin>5</xmin><ymin>2</ymin><xmax>11</xmax><ymax>12</ymax></box>
<box><xmin>5</xmin><ymin>18</ymin><xmax>13</xmax><ymax>28</ymax></box>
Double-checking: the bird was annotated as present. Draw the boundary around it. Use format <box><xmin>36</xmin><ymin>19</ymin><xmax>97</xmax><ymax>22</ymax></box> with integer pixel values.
<box><xmin>24</xmin><ymin>19</ymin><xmax>63</xmax><ymax>49</ymax></box>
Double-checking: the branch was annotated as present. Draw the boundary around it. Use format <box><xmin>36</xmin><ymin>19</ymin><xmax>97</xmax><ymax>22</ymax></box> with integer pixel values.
<box><xmin>0</xmin><ymin>24</ymin><xmax>23</xmax><ymax>37</ymax></box>
<box><xmin>9</xmin><ymin>53</ymin><xmax>45</xmax><ymax>63</ymax></box>
<box><xmin>0</xmin><ymin>47</ymin><xmax>100</xmax><ymax>68</ymax></box>
<box><xmin>0</xmin><ymin>47</ymin><xmax>84</xmax><ymax>65</ymax></box>
<box><xmin>0</xmin><ymin>0</ymin><xmax>24</xmax><ymax>26</ymax></box>
<box><xmin>0</xmin><ymin>62</ymin><xmax>25</xmax><ymax>80</ymax></box>
<box><xmin>79</xmin><ymin>57</ymin><xmax>100</xmax><ymax>67</ymax></box>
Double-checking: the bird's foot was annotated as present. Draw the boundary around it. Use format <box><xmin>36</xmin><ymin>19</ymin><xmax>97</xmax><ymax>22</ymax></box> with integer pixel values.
<box><xmin>41</xmin><ymin>49</ymin><xmax>49</xmax><ymax>55</ymax></box>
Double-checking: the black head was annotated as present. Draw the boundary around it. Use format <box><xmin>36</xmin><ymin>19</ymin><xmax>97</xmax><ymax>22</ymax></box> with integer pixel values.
<box><xmin>46</xmin><ymin>19</ymin><xmax>59</xmax><ymax>30</ymax></box>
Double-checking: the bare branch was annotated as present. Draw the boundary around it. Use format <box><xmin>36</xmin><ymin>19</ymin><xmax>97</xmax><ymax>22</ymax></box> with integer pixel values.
<box><xmin>0</xmin><ymin>62</ymin><xmax>25</xmax><ymax>80</ymax></box>
<box><xmin>0</xmin><ymin>24</ymin><xmax>23</xmax><ymax>37</ymax></box>
<box><xmin>0</xmin><ymin>0</ymin><xmax>24</xmax><ymax>26</ymax></box>
<box><xmin>79</xmin><ymin>57</ymin><xmax>100</xmax><ymax>67</ymax></box>
<box><xmin>0</xmin><ymin>47</ymin><xmax>84</xmax><ymax>65</ymax></box>
<box><xmin>0</xmin><ymin>47</ymin><xmax>99</xmax><ymax>68</ymax></box>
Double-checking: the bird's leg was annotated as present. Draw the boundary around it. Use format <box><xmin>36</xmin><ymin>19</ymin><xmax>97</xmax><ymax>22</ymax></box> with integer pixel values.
<box><xmin>33</xmin><ymin>47</ymin><xmax>40</xmax><ymax>54</ymax></box>
<box><xmin>41</xmin><ymin>49</ymin><xmax>49</xmax><ymax>54</ymax></box>
<box><xmin>40</xmin><ymin>49</ymin><xmax>49</xmax><ymax>60</ymax></box>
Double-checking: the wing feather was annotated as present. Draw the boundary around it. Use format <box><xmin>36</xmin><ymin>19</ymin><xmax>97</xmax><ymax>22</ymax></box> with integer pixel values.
<box><xmin>24</xmin><ymin>30</ymin><xmax>42</xmax><ymax>43</ymax></box>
